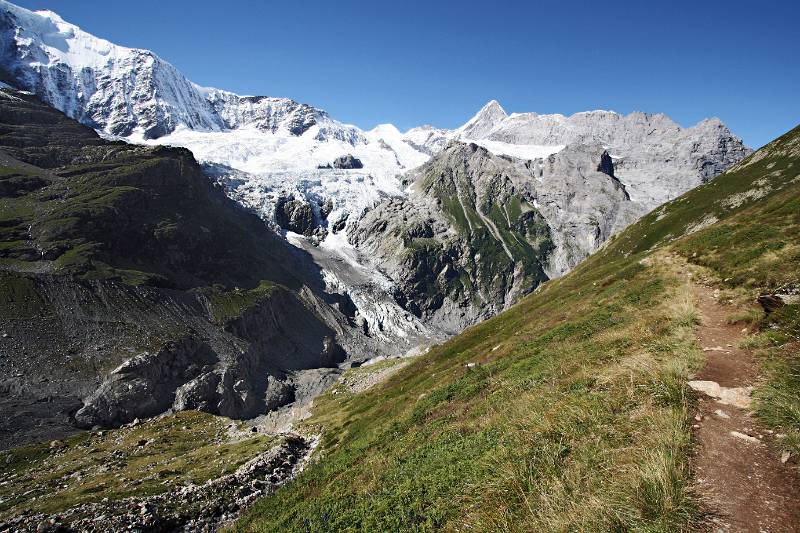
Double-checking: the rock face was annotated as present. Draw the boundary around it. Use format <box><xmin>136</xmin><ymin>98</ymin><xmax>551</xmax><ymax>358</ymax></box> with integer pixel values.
<box><xmin>204</xmin><ymin>89</ymin><xmax>364</xmax><ymax>143</ymax></box>
<box><xmin>67</xmin><ymin>280</ymin><xmax>351</xmax><ymax>430</ymax></box>
<box><xmin>410</xmin><ymin>104</ymin><xmax>753</xmax><ymax>211</ymax></box>
<box><xmin>75</xmin><ymin>336</ymin><xmax>218</xmax><ymax>427</ymax></box>
<box><xmin>275</xmin><ymin>196</ymin><xmax>315</xmax><ymax>236</ymax></box>
<box><xmin>332</xmin><ymin>154</ymin><xmax>364</xmax><ymax>169</ymax></box>
<box><xmin>349</xmin><ymin>141</ymin><xmax>640</xmax><ymax>332</ymax></box>
<box><xmin>0</xmin><ymin>89</ymin><xmax>386</xmax><ymax>447</ymax></box>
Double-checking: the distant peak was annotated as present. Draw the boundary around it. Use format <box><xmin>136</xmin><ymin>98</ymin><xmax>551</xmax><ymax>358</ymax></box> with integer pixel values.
<box><xmin>695</xmin><ymin>117</ymin><xmax>724</xmax><ymax>128</ymax></box>
<box><xmin>370</xmin><ymin>123</ymin><xmax>401</xmax><ymax>135</ymax></box>
<box><xmin>474</xmin><ymin>99</ymin><xmax>507</xmax><ymax>121</ymax></box>
<box><xmin>458</xmin><ymin>99</ymin><xmax>508</xmax><ymax>138</ymax></box>
<box><xmin>34</xmin><ymin>9</ymin><xmax>65</xmax><ymax>22</ymax></box>
<box><xmin>480</xmin><ymin>99</ymin><xmax>506</xmax><ymax>113</ymax></box>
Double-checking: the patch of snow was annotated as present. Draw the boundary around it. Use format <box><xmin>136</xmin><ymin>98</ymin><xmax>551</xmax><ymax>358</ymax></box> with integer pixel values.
<box><xmin>463</xmin><ymin>138</ymin><xmax>564</xmax><ymax>161</ymax></box>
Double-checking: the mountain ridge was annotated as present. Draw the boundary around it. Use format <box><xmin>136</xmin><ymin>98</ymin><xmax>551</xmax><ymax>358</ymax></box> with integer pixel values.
<box><xmin>0</xmin><ymin>0</ymin><xmax>757</xmax><ymax>431</ymax></box>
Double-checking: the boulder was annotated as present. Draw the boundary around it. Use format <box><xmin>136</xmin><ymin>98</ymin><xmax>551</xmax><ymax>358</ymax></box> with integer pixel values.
<box><xmin>275</xmin><ymin>197</ymin><xmax>315</xmax><ymax>236</ymax></box>
<box><xmin>332</xmin><ymin>155</ymin><xmax>363</xmax><ymax>169</ymax></box>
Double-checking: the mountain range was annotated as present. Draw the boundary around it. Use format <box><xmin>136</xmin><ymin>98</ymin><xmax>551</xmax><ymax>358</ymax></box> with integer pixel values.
<box><xmin>0</xmin><ymin>1</ymin><xmax>798</xmax><ymax>530</ymax></box>
<box><xmin>0</xmin><ymin>0</ymin><xmax>753</xmax><ymax>340</ymax></box>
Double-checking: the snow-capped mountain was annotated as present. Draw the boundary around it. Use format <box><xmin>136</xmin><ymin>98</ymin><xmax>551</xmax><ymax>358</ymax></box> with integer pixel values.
<box><xmin>0</xmin><ymin>0</ymin><xmax>223</xmax><ymax>138</ymax></box>
<box><xmin>0</xmin><ymin>1</ymin><xmax>371</xmax><ymax>147</ymax></box>
<box><xmin>0</xmin><ymin>0</ymin><xmax>752</xmax><ymax>341</ymax></box>
<box><xmin>0</xmin><ymin>0</ymin><xmax>749</xmax><ymax>225</ymax></box>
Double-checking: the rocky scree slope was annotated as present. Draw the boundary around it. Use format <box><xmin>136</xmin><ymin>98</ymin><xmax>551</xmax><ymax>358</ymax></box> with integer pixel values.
<box><xmin>0</xmin><ymin>89</ymin><xmax>379</xmax><ymax>449</ymax></box>
<box><xmin>235</xmin><ymin>125</ymin><xmax>800</xmax><ymax>532</ymax></box>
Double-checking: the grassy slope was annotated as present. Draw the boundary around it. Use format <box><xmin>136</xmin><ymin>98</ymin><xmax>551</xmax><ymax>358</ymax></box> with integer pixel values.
<box><xmin>236</xmin><ymin>126</ymin><xmax>800</xmax><ymax>532</ymax></box>
<box><xmin>610</xmin><ymin>125</ymin><xmax>800</xmax><ymax>458</ymax></box>
<box><xmin>0</xmin><ymin>411</ymin><xmax>277</xmax><ymax>517</ymax></box>
<box><xmin>0</xmin><ymin>90</ymin><xmax>300</xmax><ymax>291</ymax></box>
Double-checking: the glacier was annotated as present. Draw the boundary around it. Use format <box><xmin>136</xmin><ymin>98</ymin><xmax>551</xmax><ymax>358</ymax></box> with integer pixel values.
<box><xmin>0</xmin><ymin>0</ymin><xmax>752</xmax><ymax>343</ymax></box>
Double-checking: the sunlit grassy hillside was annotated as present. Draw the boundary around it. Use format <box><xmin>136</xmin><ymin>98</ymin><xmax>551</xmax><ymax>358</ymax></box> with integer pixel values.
<box><xmin>236</xmin><ymin>126</ymin><xmax>800</xmax><ymax>532</ymax></box>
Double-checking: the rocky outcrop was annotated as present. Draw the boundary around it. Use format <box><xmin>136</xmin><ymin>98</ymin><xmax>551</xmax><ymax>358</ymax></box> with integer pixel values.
<box><xmin>275</xmin><ymin>196</ymin><xmax>315</xmax><ymax>236</ymax></box>
<box><xmin>419</xmin><ymin>107</ymin><xmax>753</xmax><ymax>211</ymax></box>
<box><xmin>74</xmin><ymin>336</ymin><xmax>218</xmax><ymax>427</ymax></box>
<box><xmin>332</xmin><ymin>154</ymin><xmax>364</xmax><ymax>169</ymax></box>
<box><xmin>349</xmin><ymin>141</ymin><xmax>642</xmax><ymax>331</ymax></box>
<box><xmin>597</xmin><ymin>150</ymin><xmax>616</xmax><ymax>178</ymax></box>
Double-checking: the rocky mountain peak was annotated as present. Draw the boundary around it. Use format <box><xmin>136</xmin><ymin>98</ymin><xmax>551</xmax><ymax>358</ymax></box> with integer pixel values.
<box><xmin>458</xmin><ymin>99</ymin><xmax>508</xmax><ymax>139</ymax></box>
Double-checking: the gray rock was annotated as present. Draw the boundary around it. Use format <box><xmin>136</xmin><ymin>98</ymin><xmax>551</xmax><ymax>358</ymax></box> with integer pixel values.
<box><xmin>275</xmin><ymin>196</ymin><xmax>315</xmax><ymax>236</ymax></box>
<box><xmin>332</xmin><ymin>154</ymin><xmax>363</xmax><ymax>169</ymax></box>
<box><xmin>411</xmin><ymin>105</ymin><xmax>752</xmax><ymax>212</ymax></box>
<box><xmin>74</xmin><ymin>336</ymin><xmax>218</xmax><ymax>428</ymax></box>
<box><xmin>349</xmin><ymin>141</ymin><xmax>640</xmax><ymax>333</ymax></box>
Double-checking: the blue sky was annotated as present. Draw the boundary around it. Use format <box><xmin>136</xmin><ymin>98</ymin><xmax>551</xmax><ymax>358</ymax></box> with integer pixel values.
<box><xmin>12</xmin><ymin>0</ymin><xmax>800</xmax><ymax>148</ymax></box>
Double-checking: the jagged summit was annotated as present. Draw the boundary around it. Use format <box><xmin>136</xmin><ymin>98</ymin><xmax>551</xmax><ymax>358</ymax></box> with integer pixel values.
<box><xmin>458</xmin><ymin>99</ymin><xmax>508</xmax><ymax>138</ymax></box>
<box><xmin>0</xmin><ymin>0</ymin><xmax>365</xmax><ymax>142</ymax></box>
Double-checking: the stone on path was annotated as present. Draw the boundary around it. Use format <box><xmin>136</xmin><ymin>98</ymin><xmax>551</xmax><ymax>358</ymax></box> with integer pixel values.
<box><xmin>688</xmin><ymin>380</ymin><xmax>752</xmax><ymax>409</ymax></box>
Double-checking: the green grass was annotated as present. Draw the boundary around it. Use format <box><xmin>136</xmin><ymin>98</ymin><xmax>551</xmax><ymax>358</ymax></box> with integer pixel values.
<box><xmin>235</xmin><ymin>251</ymin><xmax>702</xmax><ymax>532</ymax></box>
<box><xmin>198</xmin><ymin>280</ymin><xmax>279</xmax><ymax>323</ymax></box>
<box><xmin>747</xmin><ymin>304</ymin><xmax>800</xmax><ymax>460</ymax></box>
<box><xmin>234</xmin><ymin>125</ymin><xmax>800</xmax><ymax>531</ymax></box>
<box><xmin>0</xmin><ymin>97</ymin><xmax>302</xmax><ymax>291</ymax></box>
<box><xmin>0</xmin><ymin>411</ymin><xmax>277</xmax><ymax>518</ymax></box>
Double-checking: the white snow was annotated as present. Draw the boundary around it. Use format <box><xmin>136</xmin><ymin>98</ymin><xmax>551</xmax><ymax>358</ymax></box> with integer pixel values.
<box><xmin>140</xmin><ymin>122</ymin><xmax>412</xmax><ymax>228</ymax></box>
<box><xmin>463</xmin><ymin>138</ymin><xmax>564</xmax><ymax>161</ymax></box>
<box><xmin>458</xmin><ymin>100</ymin><xmax>504</xmax><ymax>126</ymax></box>
<box><xmin>366</xmin><ymin>124</ymin><xmax>429</xmax><ymax>170</ymax></box>
<box><xmin>2</xmin><ymin>0</ymin><xmax>134</xmax><ymax>70</ymax></box>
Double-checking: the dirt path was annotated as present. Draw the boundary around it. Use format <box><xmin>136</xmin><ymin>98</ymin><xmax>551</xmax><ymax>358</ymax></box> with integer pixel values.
<box><xmin>689</xmin><ymin>284</ymin><xmax>800</xmax><ymax>532</ymax></box>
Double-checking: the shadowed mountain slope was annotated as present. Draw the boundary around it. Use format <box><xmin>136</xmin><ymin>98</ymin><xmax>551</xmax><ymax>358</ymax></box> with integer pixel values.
<box><xmin>0</xmin><ymin>89</ymin><xmax>371</xmax><ymax>449</ymax></box>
